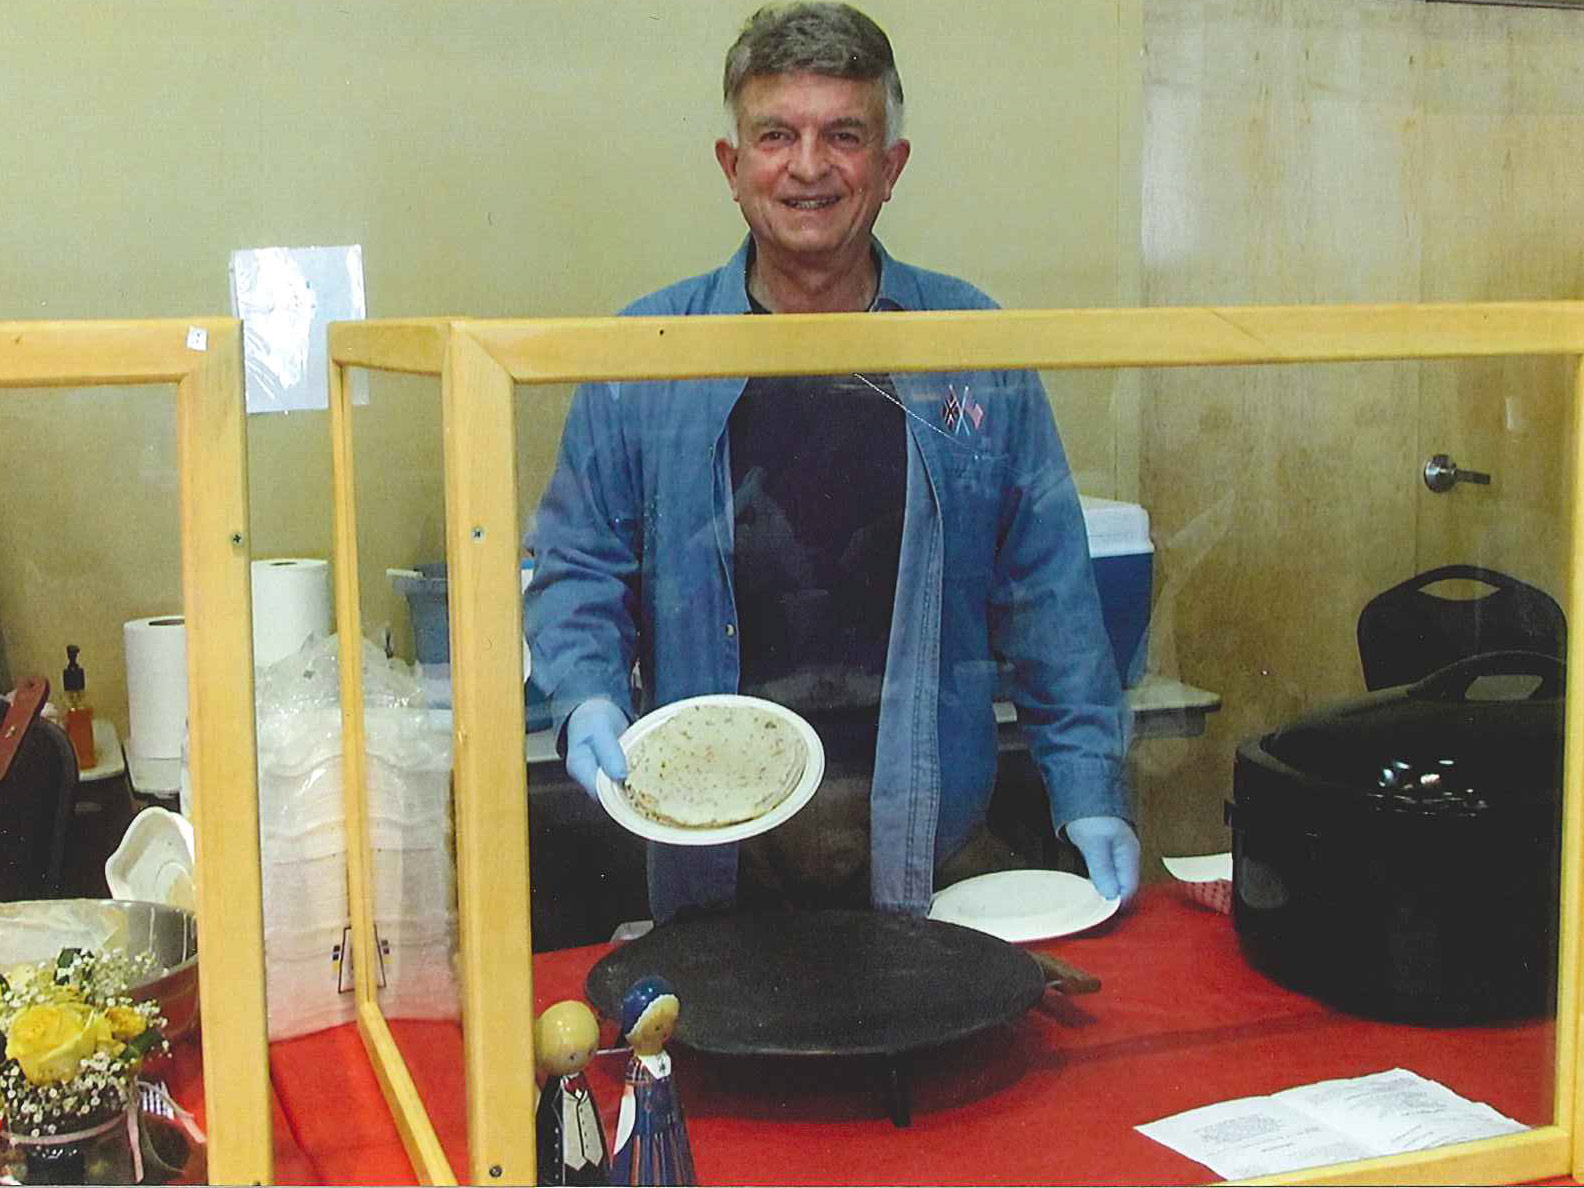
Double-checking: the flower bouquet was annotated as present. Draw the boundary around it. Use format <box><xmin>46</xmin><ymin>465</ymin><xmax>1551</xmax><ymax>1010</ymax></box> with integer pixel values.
<box><xmin>0</xmin><ymin>948</ymin><xmax>170</xmax><ymax>1185</ymax></box>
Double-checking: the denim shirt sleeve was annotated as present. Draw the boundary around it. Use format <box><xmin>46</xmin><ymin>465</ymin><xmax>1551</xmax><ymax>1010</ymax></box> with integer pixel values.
<box><xmin>524</xmin><ymin>379</ymin><xmax>643</xmax><ymax>736</ymax></box>
<box><xmin>989</xmin><ymin>370</ymin><xmax>1133</xmax><ymax>831</ymax></box>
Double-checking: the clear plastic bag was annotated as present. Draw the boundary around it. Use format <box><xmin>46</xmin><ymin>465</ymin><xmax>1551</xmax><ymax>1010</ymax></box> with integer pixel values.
<box><xmin>247</xmin><ymin>633</ymin><xmax>459</xmax><ymax>1038</ymax></box>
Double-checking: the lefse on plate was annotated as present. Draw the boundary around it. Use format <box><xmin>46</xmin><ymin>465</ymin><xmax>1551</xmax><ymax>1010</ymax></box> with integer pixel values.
<box><xmin>596</xmin><ymin>694</ymin><xmax>826</xmax><ymax>846</ymax></box>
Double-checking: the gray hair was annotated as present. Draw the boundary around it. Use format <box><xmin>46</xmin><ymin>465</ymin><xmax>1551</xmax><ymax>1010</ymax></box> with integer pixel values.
<box><xmin>722</xmin><ymin>3</ymin><xmax>905</xmax><ymax>147</ymax></box>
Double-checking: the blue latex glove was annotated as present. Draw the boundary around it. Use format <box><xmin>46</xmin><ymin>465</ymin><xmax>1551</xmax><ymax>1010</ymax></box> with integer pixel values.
<box><xmin>1066</xmin><ymin>815</ymin><xmax>1141</xmax><ymax>904</ymax></box>
<box><xmin>565</xmin><ymin>698</ymin><xmax>629</xmax><ymax>800</ymax></box>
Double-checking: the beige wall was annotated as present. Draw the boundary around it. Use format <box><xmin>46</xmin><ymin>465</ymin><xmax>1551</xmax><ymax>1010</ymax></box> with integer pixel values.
<box><xmin>0</xmin><ymin>1</ymin><xmax>1143</xmax><ymax>736</ymax></box>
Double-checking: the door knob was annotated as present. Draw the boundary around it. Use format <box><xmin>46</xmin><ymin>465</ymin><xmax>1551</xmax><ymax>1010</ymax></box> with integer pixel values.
<box><xmin>1423</xmin><ymin>454</ymin><xmax>1491</xmax><ymax>494</ymax></box>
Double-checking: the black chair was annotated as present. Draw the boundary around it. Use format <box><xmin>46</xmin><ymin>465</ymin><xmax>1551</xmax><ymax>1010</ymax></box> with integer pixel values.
<box><xmin>1357</xmin><ymin>565</ymin><xmax>1566</xmax><ymax>692</ymax></box>
<box><xmin>0</xmin><ymin>678</ymin><xmax>80</xmax><ymax>900</ymax></box>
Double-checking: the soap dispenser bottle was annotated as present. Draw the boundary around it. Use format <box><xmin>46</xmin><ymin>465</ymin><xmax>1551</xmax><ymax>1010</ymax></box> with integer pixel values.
<box><xmin>62</xmin><ymin>643</ymin><xmax>98</xmax><ymax>770</ymax></box>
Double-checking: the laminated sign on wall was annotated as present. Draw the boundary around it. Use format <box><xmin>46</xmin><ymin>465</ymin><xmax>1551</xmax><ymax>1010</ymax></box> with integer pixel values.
<box><xmin>229</xmin><ymin>244</ymin><xmax>369</xmax><ymax>414</ymax></box>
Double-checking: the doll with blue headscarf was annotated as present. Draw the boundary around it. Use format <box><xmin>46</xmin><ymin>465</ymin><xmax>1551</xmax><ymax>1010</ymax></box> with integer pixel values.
<box><xmin>609</xmin><ymin>975</ymin><xmax>696</xmax><ymax>1186</ymax></box>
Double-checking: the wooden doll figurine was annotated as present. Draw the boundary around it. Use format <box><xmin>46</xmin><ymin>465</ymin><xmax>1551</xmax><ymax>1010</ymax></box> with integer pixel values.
<box><xmin>609</xmin><ymin>975</ymin><xmax>696</xmax><ymax>1186</ymax></box>
<box><xmin>535</xmin><ymin>1000</ymin><xmax>610</xmax><ymax>1186</ymax></box>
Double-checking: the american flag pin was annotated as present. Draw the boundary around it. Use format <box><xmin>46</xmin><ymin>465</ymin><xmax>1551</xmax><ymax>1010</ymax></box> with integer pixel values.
<box><xmin>944</xmin><ymin>384</ymin><xmax>983</xmax><ymax>435</ymax></box>
<box><xmin>961</xmin><ymin>386</ymin><xmax>985</xmax><ymax>431</ymax></box>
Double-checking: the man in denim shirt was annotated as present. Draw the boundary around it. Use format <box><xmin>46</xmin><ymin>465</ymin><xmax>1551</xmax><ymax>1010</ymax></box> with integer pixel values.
<box><xmin>526</xmin><ymin>2</ymin><xmax>1138</xmax><ymax>923</ymax></box>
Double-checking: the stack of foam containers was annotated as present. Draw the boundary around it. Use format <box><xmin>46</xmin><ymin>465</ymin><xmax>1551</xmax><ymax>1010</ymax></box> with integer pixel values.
<box><xmin>254</xmin><ymin>677</ymin><xmax>460</xmax><ymax>1040</ymax></box>
<box><xmin>362</xmin><ymin>706</ymin><xmax>460</xmax><ymax>1024</ymax></box>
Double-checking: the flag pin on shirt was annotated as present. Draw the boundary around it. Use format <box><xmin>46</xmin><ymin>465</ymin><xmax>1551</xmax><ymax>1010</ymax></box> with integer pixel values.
<box><xmin>943</xmin><ymin>384</ymin><xmax>984</xmax><ymax>435</ymax></box>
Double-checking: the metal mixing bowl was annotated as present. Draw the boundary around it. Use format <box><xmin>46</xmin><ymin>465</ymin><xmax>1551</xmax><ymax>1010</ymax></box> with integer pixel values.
<box><xmin>0</xmin><ymin>899</ymin><xmax>199</xmax><ymax>1041</ymax></box>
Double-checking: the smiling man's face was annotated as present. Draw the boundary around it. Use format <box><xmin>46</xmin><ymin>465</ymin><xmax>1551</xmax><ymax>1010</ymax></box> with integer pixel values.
<box><xmin>716</xmin><ymin>71</ymin><xmax>910</xmax><ymax>282</ymax></box>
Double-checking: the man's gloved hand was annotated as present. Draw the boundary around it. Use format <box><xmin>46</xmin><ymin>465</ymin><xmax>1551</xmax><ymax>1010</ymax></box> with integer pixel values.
<box><xmin>565</xmin><ymin>698</ymin><xmax>629</xmax><ymax>800</ymax></box>
<box><xmin>1066</xmin><ymin>815</ymin><xmax>1140</xmax><ymax>904</ymax></box>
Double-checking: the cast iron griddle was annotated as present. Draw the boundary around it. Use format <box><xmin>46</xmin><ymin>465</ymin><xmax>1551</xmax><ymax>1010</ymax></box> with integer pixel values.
<box><xmin>584</xmin><ymin>909</ymin><xmax>1047</xmax><ymax>1059</ymax></box>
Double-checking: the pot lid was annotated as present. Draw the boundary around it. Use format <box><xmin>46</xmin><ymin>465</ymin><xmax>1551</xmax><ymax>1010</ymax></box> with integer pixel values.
<box><xmin>1252</xmin><ymin>651</ymin><xmax>1563</xmax><ymax>813</ymax></box>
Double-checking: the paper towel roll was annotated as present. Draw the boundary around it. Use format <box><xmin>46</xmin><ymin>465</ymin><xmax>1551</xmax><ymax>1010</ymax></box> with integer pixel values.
<box><xmin>252</xmin><ymin>557</ymin><xmax>333</xmax><ymax>667</ymax></box>
<box><xmin>125</xmin><ymin>616</ymin><xmax>187</xmax><ymax>761</ymax></box>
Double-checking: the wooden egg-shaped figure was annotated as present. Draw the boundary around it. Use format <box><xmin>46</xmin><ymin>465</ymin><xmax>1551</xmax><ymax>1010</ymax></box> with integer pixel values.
<box><xmin>610</xmin><ymin>976</ymin><xmax>695</xmax><ymax>1185</ymax></box>
<box><xmin>534</xmin><ymin>1000</ymin><xmax>609</xmax><ymax>1186</ymax></box>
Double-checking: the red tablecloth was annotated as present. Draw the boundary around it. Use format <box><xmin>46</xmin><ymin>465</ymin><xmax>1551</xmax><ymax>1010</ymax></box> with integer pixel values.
<box><xmin>183</xmin><ymin>887</ymin><xmax>1571</xmax><ymax>1184</ymax></box>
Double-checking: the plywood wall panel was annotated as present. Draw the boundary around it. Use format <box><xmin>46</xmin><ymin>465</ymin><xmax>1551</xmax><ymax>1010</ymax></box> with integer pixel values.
<box><xmin>1414</xmin><ymin>4</ymin><xmax>1584</xmax><ymax>596</ymax></box>
<box><xmin>1139</xmin><ymin>0</ymin><xmax>1425</xmax><ymax>865</ymax></box>
<box><xmin>1138</xmin><ymin>0</ymin><xmax>1583</xmax><ymax>872</ymax></box>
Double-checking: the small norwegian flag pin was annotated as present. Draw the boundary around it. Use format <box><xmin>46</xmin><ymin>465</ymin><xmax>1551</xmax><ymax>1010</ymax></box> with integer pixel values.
<box><xmin>943</xmin><ymin>384</ymin><xmax>984</xmax><ymax>436</ymax></box>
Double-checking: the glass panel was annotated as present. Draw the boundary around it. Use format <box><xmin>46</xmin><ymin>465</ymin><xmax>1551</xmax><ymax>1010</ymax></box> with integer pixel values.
<box><xmin>1415</xmin><ymin>355</ymin><xmax>1572</xmax><ymax>588</ymax></box>
<box><xmin>0</xmin><ymin>384</ymin><xmax>181</xmax><ymax>798</ymax></box>
<box><xmin>340</xmin><ymin>370</ymin><xmax>468</xmax><ymax>1179</ymax></box>
<box><xmin>1129</xmin><ymin>359</ymin><xmax>1561</xmax><ymax>1181</ymax></box>
<box><xmin>0</xmin><ymin>380</ymin><xmax>269</xmax><ymax>1180</ymax></box>
<box><xmin>516</xmin><ymin>353</ymin><xmax>1562</xmax><ymax>1185</ymax></box>
<box><xmin>517</xmin><ymin>382</ymin><xmax>652</xmax><ymax>959</ymax></box>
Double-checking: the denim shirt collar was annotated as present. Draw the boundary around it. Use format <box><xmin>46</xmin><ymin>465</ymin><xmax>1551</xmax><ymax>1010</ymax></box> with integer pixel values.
<box><xmin>707</xmin><ymin>235</ymin><xmax>913</xmax><ymax>316</ymax></box>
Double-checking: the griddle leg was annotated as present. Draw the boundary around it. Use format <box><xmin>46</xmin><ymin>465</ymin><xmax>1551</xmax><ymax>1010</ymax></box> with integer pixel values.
<box><xmin>885</xmin><ymin>1058</ymin><xmax>912</xmax><ymax>1129</ymax></box>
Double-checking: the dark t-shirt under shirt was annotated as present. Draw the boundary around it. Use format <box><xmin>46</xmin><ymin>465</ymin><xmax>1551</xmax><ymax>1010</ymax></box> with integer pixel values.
<box><xmin>728</xmin><ymin>296</ymin><xmax>906</xmax><ymax>759</ymax></box>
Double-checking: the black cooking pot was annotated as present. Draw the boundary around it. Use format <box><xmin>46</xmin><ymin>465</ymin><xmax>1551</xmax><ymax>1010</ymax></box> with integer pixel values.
<box><xmin>1227</xmin><ymin>650</ymin><xmax>1563</xmax><ymax>1024</ymax></box>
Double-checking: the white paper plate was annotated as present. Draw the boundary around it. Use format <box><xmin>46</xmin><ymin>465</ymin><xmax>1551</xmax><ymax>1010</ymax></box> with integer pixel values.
<box><xmin>104</xmin><ymin>807</ymin><xmax>196</xmax><ymax>910</ymax></box>
<box><xmin>1161</xmin><ymin>852</ymin><xmax>1233</xmax><ymax>883</ymax></box>
<box><xmin>928</xmin><ymin>868</ymin><xmax>1120</xmax><ymax>944</ymax></box>
<box><xmin>596</xmin><ymin>694</ymin><xmax>825</xmax><ymax>846</ymax></box>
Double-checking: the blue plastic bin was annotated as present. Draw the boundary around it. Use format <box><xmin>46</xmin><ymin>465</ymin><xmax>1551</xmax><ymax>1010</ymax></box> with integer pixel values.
<box><xmin>393</xmin><ymin>560</ymin><xmax>552</xmax><ymax>731</ymax></box>
<box><xmin>1080</xmin><ymin>497</ymin><xmax>1154</xmax><ymax>688</ymax></box>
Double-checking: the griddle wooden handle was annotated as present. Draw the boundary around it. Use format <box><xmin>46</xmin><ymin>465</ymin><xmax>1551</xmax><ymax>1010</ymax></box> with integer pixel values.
<box><xmin>1030</xmin><ymin>950</ymin><xmax>1101</xmax><ymax>995</ymax></box>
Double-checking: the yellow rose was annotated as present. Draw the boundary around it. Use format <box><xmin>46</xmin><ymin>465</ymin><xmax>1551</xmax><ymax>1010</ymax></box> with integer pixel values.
<box><xmin>4</xmin><ymin>1003</ymin><xmax>97</xmax><ymax>1084</ymax></box>
<box><xmin>104</xmin><ymin>1005</ymin><xmax>146</xmax><ymax>1041</ymax></box>
<box><xmin>45</xmin><ymin>981</ymin><xmax>84</xmax><ymax>1005</ymax></box>
<box><xmin>88</xmin><ymin>1011</ymin><xmax>119</xmax><ymax>1057</ymax></box>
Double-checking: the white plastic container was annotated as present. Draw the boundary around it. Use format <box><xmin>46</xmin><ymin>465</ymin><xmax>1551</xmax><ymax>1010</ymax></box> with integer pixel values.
<box><xmin>255</xmin><ymin>707</ymin><xmax>452</xmax><ymax>837</ymax></box>
<box><xmin>104</xmin><ymin>808</ymin><xmax>196</xmax><ymax>911</ymax></box>
<box><xmin>263</xmin><ymin>923</ymin><xmax>358</xmax><ymax>1039</ymax></box>
<box><xmin>262</xmin><ymin>912</ymin><xmax>459</xmax><ymax>1040</ymax></box>
<box><xmin>251</xmin><ymin>684</ymin><xmax>459</xmax><ymax>1039</ymax></box>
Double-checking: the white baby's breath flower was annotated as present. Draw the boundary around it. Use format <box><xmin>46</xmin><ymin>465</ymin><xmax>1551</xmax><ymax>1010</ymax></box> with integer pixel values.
<box><xmin>1</xmin><ymin>946</ymin><xmax>168</xmax><ymax>1136</ymax></box>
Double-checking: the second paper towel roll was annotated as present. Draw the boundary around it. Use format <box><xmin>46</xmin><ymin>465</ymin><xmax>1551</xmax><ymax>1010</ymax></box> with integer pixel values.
<box><xmin>252</xmin><ymin>557</ymin><xmax>333</xmax><ymax>667</ymax></box>
<box><xmin>125</xmin><ymin>615</ymin><xmax>187</xmax><ymax>761</ymax></box>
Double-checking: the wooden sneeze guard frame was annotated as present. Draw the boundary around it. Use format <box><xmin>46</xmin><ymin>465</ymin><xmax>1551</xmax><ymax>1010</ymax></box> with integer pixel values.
<box><xmin>0</xmin><ymin>319</ymin><xmax>272</xmax><ymax>1185</ymax></box>
<box><xmin>329</xmin><ymin>300</ymin><xmax>1584</xmax><ymax>1188</ymax></box>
